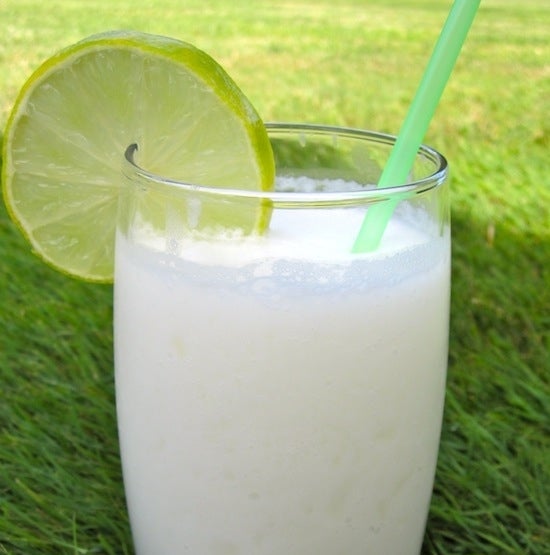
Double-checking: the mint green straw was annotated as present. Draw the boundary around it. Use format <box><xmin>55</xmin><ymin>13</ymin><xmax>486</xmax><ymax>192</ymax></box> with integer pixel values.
<box><xmin>351</xmin><ymin>0</ymin><xmax>480</xmax><ymax>253</ymax></box>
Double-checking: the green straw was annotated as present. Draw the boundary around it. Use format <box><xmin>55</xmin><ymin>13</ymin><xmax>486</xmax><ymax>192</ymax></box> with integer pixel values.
<box><xmin>351</xmin><ymin>0</ymin><xmax>480</xmax><ymax>253</ymax></box>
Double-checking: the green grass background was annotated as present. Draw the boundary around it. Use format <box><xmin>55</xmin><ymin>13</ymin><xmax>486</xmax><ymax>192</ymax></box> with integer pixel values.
<box><xmin>1</xmin><ymin>0</ymin><xmax>548</xmax><ymax>553</ymax></box>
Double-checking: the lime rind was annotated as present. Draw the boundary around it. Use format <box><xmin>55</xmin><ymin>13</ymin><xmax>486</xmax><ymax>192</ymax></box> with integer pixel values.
<box><xmin>2</xmin><ymin>30</ymin><xmax>275</xmax><ymax>282</ymax></box>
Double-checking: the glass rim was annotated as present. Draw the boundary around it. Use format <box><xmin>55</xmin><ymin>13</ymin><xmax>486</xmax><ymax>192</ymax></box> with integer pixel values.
<box><xmin>123</xmin><ymin>122</ymin><xmax>448</xmax><ymax>208</ymax></box>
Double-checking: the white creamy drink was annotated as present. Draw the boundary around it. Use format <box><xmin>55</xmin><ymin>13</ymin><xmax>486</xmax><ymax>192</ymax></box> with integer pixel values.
<box><xmin>114</xmin><ymin>178</ymin><xmax>451</xmax><ymax>555</ymax></box>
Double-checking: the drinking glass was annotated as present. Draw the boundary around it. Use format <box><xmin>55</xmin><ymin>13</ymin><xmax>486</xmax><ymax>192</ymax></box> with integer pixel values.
<box><xmin>114</xmin><ymin>123</ymin><xmax>450</xmax><ymax>555</ymax></box>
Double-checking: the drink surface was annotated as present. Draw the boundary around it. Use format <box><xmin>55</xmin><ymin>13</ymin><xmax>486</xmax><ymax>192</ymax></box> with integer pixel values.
<box><xmin>114</xmin><ymin>179</ymin><xmax>450</xmax><ymax>555</ymax></box>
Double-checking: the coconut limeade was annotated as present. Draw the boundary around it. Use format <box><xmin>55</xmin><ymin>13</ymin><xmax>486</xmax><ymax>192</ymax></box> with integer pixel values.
<box><xmin>114</xmin><ymin>125</ymin><xmax>450</xmax><ymax>555</ymax></box>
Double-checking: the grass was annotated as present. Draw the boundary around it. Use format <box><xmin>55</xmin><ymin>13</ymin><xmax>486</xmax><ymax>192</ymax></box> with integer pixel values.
<box><xmin>1</xmin><ymin>0</ymin><xmax>548</xmax><ymax>553</ymax></box>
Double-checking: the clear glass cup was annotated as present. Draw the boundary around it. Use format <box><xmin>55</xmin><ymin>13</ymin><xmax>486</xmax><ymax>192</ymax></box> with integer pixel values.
<box><xmin>114</xmin><ymin>123</ymin><xmax>450</xmax><ymax>555</ymax></box>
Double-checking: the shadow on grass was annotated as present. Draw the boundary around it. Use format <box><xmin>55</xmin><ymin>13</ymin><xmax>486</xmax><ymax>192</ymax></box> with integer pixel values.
<box><xmin>424</xmin><ymin>206</ymin><xmax>549</xmax><ymax>554</ymax></box>
<box><xmin>1</xmin><ymin>203</ymin><xmax>131</xmax><ymax>552</ymax></box>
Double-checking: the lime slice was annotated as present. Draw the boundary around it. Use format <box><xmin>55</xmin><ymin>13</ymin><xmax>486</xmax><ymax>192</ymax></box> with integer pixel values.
<box><xmin>2</xmin><ymin>30</ymin><xmax>275</xmax><ymax>282</ymax></box>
